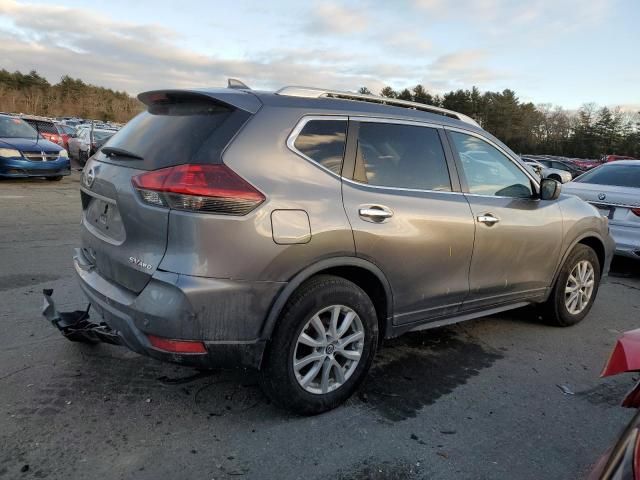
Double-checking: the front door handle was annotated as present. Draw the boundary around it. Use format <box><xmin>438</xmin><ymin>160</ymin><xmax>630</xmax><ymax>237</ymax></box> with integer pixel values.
<box><xmin>477</xmin><ymin>214</ymin><xmax>500</xmax><ymax>225</ymax></box>
<box><xmin>358</xmin><ymin>206</ymin><xmax>393</xmax><ymax>222</ymax></box>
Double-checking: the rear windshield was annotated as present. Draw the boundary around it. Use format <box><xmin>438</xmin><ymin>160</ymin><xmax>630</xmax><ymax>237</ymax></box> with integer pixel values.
<box><xmin>101</xmin><ymin>99</ymin><xmax>235</xmax><ymax>170</ymax></box>
<box><xmin>24</xmin><ymin>119</ymin><xmax>58</xmax><ymax>134</ymax></box>
<box><xmin>575</xmin><ymin>164</ymin><xmax>640</xmax><ymax>188</ymax></box>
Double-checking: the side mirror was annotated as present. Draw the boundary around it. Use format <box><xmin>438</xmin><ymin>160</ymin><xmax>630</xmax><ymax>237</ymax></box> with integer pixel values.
<box><xmin>540</xmin><ymin>178</ymin><xmax>561</xmax><ymax>200</ymax></box>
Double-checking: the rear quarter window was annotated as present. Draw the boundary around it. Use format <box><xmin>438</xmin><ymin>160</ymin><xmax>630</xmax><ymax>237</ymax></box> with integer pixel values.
<box><xmin>293</xmin><ymin>119</ymin><xmax>347</xmax><ymax>175</ymax></box>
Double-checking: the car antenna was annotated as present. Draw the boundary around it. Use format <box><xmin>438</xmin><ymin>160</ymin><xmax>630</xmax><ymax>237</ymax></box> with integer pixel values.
<box><xmin>227</xmin><ymin>78</ymin><xmax>251</xmax><ymax>90</ymax></box>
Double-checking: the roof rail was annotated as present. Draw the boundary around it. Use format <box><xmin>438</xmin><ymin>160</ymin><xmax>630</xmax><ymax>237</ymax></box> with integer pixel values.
<box><xmin>275</xmin><ymin>86</ymin><xmax>480</xmax><ymax>127</ymax></box>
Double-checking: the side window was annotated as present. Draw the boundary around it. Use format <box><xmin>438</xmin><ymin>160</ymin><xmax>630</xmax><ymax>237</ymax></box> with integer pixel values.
<box><xmin>450</xmin><ymin>131</ymin><xmax>533</xmax><ymax>198</ymax></box>
<box><xmin>552</xmin><ymin>162</ymin><xmax>569</xmax><ymax>172</ymax></box>
<box><xmin>294</xmin><ymin>119</ymin><xmax>347</xmax><ymax>175</ymax></box>
<box><xmin>354</xmin><ymin>122</ymin><xmax>451</xmax><ymax>191</ymax></box>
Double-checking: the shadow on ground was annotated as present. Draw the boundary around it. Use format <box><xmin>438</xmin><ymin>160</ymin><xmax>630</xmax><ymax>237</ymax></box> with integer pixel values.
<box><xmin>13</xmin><ymin>326</ymin><xmax>503</xmax><ymax>425</ymax></box>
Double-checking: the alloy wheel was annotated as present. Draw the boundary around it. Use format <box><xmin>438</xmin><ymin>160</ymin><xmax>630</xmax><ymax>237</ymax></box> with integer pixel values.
<box><xmin>293</xmin><ymin>305</ymin><xmax>365</xmax><ymax>395</ymax></box>
<box><xmin>565</xmin><ymin>260</ymin><xmax>595</xmax><ymax>315</ymax></box>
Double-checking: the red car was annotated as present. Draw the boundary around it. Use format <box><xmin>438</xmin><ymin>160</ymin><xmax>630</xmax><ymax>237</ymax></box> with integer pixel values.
<box><xmin>570</xmin><ymin>158</ymin><xmax>602</xmax><ymax>170</ymax></box>
<box><xmin>20</xmin><ymin>116</ymin><xmax>70</xmax><ymax>150</ymax></box>
<box><xmin>589</xmin><ymin>329</ymin><xmax>640</xmax><ymax>479</ymax></box>
<box><xmin>604</xmin><ymin>155</ymin><xmax>638</xmax><ymax>163</ymax></box>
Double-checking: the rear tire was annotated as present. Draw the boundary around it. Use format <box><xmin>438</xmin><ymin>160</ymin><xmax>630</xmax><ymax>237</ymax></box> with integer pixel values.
<box><xmin>260</xmin><ymin>275</ymin><xmax>378</xmax><ymax>415</ymax></box>
<box><xmin>543</xmin><ymin>244</ymin><xmax>601</xmax><ymax>326</ymax></box>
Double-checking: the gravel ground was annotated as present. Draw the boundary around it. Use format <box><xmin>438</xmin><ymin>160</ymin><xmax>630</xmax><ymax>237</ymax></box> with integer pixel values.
<box><xmin>1</xmin><ymin>171</ymin><xmax>639</xmax><ymax>480</ymax></box>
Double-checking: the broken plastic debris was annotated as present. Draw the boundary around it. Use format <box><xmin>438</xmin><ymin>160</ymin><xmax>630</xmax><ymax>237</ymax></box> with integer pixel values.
<box><xmin>557</xmin><ymin>384</ymin><xmax>575</xmax><ymax>395</ymax></box>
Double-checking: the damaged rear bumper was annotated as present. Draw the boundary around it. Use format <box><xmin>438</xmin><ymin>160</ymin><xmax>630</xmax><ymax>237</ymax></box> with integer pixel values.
<box><xmin>41</xmin><ymin>251</ymin><xmax>285</xmax><ymax>369</ymax></box>
<box><xmin>42</xmin><ymin>289</ymin><xmax>121</xmax><ymax>345</ymax></box>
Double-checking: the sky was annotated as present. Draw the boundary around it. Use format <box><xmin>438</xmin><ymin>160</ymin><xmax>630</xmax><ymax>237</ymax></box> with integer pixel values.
<box><xmin>0</xmin><ymin>0</ymin><xmax>638</xmax><ymax>110</ymax></box>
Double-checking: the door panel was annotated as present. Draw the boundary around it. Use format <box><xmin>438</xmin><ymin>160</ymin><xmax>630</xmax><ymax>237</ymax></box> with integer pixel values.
<box><xmin>462</xmin><ymin>195</ymin><xmax>563</xmax><ymax>308</ymax></box>
<box><xmin>446</xmin><ymin>129</ymin><xmax>564</xmax><ymax>309</ymax></box>
<box><xmin>344</xmin><ymin>185</ymin><xmax>475</xmax><ymax>322</ymax></box>
<box><xmin>342</xmin><ymin>120</ymin><xmax>475</xmax><ymax>325</ymax></box>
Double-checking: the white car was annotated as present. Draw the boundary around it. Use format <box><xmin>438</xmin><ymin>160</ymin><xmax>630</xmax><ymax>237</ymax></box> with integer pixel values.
<box><xmin>67</xmin><ymin>127</ymin><xmax>116</xmax><ymax>164</ymax></box>
<box><xmin>563</xmin><ymin>161</ymin><xmax>640</xmax><ymax>259</ymax></box>
<box><xmin>524</xmin><ymin>159</ymin><xmax>572</xmax><ymax>183</ymax></box>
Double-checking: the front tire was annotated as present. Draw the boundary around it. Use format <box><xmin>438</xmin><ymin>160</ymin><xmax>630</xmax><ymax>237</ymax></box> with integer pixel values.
<box><xmin>260</xmin><ymin>275</ymin><xmax>378</xmax><ymax>415</ymax></box>
<box><xmin>544</xmin><ymin>244</ymin><xmax>601</xmax><ymax>326</ymax></box>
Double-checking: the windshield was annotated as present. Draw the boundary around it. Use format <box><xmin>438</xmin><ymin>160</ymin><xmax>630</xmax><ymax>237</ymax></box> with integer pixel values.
<box><xmin>575</xmin><ymin>163</ymin><xmax>640</xmax><ymax>188</ymax></box>
<box><xmin>92</xmin><ymin>130</ymin><xmax>115</xmax><ymax>141</ymax></box>
<box><xmin>0</xmin><ymin>116</ymin><xmax>37</xmax><ymax>138</ymax></box>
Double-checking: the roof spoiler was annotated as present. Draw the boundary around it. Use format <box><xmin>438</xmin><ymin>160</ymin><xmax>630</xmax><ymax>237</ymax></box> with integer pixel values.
<box><xmin>138</xmin><ymin>88</ymin><xmax>261</xmax><ymax>114</ymax></box>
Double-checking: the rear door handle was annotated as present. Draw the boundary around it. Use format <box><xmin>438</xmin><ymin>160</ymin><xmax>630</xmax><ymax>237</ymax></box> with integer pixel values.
<box><xmin>477</xmin><ymin>214</ymin><xmax>500</xmax><ymax>225</ymax></box>
<box><xmin>358</xmin><ymin>206</ymin><xmax>393</xmax><ymax>222</ymax></box>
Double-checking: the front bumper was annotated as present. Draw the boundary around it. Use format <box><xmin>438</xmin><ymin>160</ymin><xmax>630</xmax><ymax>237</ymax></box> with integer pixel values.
<box><xmin>610</xmin><ymin>223</ymin><xmax>640</xmax><ymax>259</ymax></box>
<box><xmin>0</xmin><ymin>157</ymin><xmax>71</xmax><ymax>177</ymax></box>
<box><xmin>63</xmin><ymin>250</ymin><xmax>285</xmax><ymax>369</ymax></box>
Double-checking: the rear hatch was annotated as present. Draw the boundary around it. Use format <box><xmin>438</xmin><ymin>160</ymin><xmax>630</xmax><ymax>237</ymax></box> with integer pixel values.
<box><xmin>79</xmin><ymin>90</ymin><xmax>259</xmax><ymax>293</ymax></box>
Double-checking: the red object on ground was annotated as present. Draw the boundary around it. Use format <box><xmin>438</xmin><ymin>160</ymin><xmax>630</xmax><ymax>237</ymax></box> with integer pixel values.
<box><xmin>601</xmin><ymin>329</ymin><xmax>640</xmax><ymax>377</ymax></box>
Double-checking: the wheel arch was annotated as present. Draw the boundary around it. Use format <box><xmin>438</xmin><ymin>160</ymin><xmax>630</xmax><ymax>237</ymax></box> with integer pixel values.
<box><xmin>261</xmin><ymin>257</ymin><xmax>394</xmax><ymax>342</ymax></box>
<box><xmin>551</xmin><ymin>233</ymin><xmax>607</xmax><ymax>289</ymax></box>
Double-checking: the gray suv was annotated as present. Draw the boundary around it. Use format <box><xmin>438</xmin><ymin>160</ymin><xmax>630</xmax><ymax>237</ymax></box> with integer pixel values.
<box><xmin>44</xmin><ymin>84</ymin><xmax>614</xmax><ymax>414</ymax></box>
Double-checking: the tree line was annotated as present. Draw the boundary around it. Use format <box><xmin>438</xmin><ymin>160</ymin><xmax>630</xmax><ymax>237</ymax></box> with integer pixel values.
<box><xmin>0</xmin><ymin>69</ymin><xmax>141</xmax><ymax>123</ymax></box>
<box><xmin>0</xmin><ymin>70</ymin><xmax>637</xmax><ymax>158</ymax></box>
<box><xmin>360</xmin><ymin>85</ymin><xmax>639</xmax><ymax>159</ymax></box>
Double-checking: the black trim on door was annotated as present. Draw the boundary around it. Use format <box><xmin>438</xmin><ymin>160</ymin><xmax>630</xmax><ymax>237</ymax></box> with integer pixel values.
<box><xmin>341</xmin><ymin>120</ymin><xmax>359</xmax><ymax>180</ymax></box>
<box><xmin>443</xmin><ymin>128</ymin><xmax>470</xmax><ymax>193</ymax></box>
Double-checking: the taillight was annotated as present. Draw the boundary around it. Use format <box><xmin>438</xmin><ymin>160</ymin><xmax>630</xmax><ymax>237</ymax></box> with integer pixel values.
<box><xmin>131</xmin><ymin>164</ymin><xmax>265</xmax><ymax>215</ymax></box>
<box><xmin>632</xmin><ymin>208</ymin><xmax>640</xmax><ymax>217</ymax></box>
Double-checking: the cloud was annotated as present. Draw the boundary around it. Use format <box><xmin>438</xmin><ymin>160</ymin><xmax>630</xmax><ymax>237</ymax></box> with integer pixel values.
<box><xmin>0</xmin><ymin>0</ymin><xmax>383</xmax><ymax>93</ymax></box>
<box><xmin>422</xmin><ymin>49</ymin><xmax>504</xmax><ymax>89</ymax></box>
<box><xmin>377</xmin><ymin>31</ymin><xmax>432</xmax><ymax>56</ymax></box>
<box><xmin>0</xmin><ymin>0</ymin><xmax>504</xmax><ymax>98</ymax></box>
<box><xmin>411</xmin><ymin>0</ymin><xmax>611</xmax><ymax>29</ymax></box>
<box><xmin>306</xmin><ymin>3</ymin><xmax>369</xmax><ymax>34</ymax></box>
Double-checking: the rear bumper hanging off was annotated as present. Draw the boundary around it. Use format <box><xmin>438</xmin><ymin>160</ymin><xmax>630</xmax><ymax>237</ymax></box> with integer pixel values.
<box><xmin>42</xmin><ymin>289</ymin><xmax>121</xmax><ymax>345</ymax></box>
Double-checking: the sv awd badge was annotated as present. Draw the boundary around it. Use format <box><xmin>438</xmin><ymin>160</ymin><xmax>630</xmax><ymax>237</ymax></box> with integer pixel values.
<box><xmin>129</xmin><ymin>257</ymin><xmax>153</xmax><ymax>270</ymax></box>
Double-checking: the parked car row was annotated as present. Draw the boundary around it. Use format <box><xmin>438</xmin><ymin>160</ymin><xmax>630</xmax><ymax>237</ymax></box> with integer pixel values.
<box><xmin>524</xmin><ymin>153</ymin><xmax>639</xmax><ymax>174</ymax></box>
<box><xmin>1</xmin><ymin>113</ymin><xmax>122</xmax><ymax>162</ymax></box>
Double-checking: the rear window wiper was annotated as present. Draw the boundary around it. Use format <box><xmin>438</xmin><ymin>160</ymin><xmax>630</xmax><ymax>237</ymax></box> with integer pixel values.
<box><xmin>101</xmin><ymin>146</ymin><xmax>144</xmax><ymax>160</ymax></box>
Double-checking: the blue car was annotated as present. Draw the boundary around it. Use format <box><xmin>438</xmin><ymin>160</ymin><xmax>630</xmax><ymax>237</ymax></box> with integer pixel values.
<box><xmin>0</xmin><ymin>114</ymin><xmax>71</xmax><ymax>181</ymax></box>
